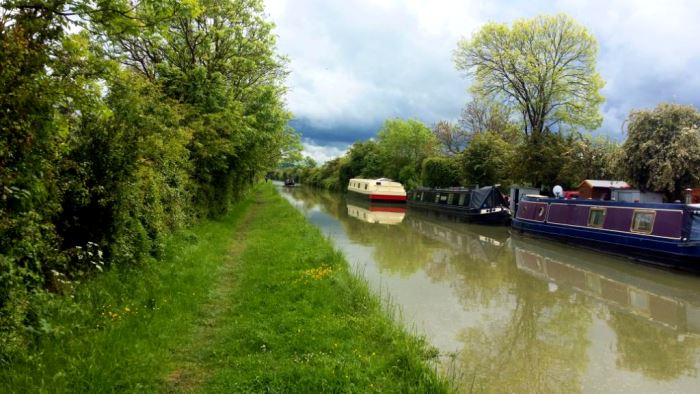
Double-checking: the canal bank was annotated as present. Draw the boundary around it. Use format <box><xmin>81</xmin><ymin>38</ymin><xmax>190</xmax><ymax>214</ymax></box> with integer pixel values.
<box><xmin>280</xmin><ymin>185</ymin><xmax>700</xmax><ymax>393</ymax></box>
<box><xmin>1</xmin><ymin>184</ymin><xmax>446</xmax><ymax>392</ymax></box>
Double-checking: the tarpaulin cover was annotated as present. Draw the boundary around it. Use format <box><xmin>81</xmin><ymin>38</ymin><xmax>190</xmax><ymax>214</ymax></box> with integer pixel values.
<box><xmin>468</xmin><ymin>187</ymin><xmax>508</xmax><ymax>210</ymax></box>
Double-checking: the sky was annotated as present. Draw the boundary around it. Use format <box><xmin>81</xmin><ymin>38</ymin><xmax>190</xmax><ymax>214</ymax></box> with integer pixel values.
<box><xmin>265</xmin><ymin>0</ymin><xmax>700</xmax><ymax>163</ymax></box>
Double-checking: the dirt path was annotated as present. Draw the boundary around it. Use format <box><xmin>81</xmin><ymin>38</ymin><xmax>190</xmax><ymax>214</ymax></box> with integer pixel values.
<box><xmin>164</xmin><ymin>192</ymin><xmax>262</xmax><ymax>393</ymax></box>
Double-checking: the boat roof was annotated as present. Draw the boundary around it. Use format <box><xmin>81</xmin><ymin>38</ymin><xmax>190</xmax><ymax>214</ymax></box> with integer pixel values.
<box><xmin>522</xmin><ymin>195</ymin><xmax>690</xmax><ymax>210</ymax></box>
<box><xmin>349</xmin><ymin>177</ymin><xmax>395</xmax><ymax>182</ymax></box>
<box><xmin>410</xmin><ymin>186</ymin><xmax>497</xmax><ymax>192</ymax></box>
<box><xmin>578</xmin><ymin>179</ymin><xmax>631</xmax><ymax>189</ymax></box>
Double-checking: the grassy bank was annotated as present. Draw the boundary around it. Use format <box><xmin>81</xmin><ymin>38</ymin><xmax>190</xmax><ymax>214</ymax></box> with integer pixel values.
<box><xmin>1</xmin><ymin>184</ymin><xmax>446</xmax><ymax>392</ymax></box>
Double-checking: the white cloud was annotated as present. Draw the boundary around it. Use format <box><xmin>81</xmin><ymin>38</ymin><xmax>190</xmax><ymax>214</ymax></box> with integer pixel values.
<box><xmin>302</xmin><ymin>141</ymin><xmax>347</xmax><ymax>164</ymax></box>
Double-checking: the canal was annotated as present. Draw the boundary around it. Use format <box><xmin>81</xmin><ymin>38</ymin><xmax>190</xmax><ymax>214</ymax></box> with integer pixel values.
<box><xmin>278</xmin><ymin>185</ymin><xmax>700</xmax><ymax>393</ymax></box>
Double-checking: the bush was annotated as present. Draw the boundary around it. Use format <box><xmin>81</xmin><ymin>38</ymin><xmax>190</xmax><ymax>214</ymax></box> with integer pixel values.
<box><xmin>421</xmin><ymin>157</ymin><xmax>461</xmax><ymax>188</ymax></box>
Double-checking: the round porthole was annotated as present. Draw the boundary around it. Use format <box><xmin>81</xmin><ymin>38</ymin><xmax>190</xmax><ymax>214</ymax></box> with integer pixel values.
<box><xmin>537</xmin><ymin>206</ymin><xmax>545</xmax><ymax>217</ymax></box>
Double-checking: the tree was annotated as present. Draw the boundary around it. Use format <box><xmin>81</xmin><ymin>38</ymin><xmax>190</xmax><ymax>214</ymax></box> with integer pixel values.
<box><xmin>454</xmin><ymin>14</ymin><xmax>605</xmax><ymax>139</ymax></box>
<box><xmin>376</xmin><ymin>119</ymin><xmax>439</xmax><ymax>187</ymax></box>
<box><xmin>619</xmin><ymin>103</ymin><xmax>700</xmax><ymax>199</ymax></box>
<box><xmin>460</xmin><ymin>132</ymin><xmax>515</xmax><ymax>188</ymax></box>
<box><xmin>421</xmin><ymin>157</ymin><xmax>461</xmax><ymax>188</ymax></box>
<box><xmin>432</xmin><ymin>121</ymin><xmax>468</xmax><ymax>156</ymax></box>
<box><xmin>557</xmin><ymin>134</ymin><xmax>621</xmax><ymax>188</ymax></box>
<box><xmin>99</xmin><ymin>0</ymin><xmax>291</xmax><ymax>215</ymax></box>
<box><xmin>459</xmin><ymin>99</ymin><xmax>518</xmax><ymax>142</ymax></box>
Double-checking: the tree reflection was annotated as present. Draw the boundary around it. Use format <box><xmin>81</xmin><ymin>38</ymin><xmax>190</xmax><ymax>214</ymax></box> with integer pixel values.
<box><xmin>447</xmin><ymin>274</ymin><xmax>592</xmax><ymax>393</ymax></box>
<box><xmin>609</xmin><ymin>311</ymin><xmax>699</xmax><ymax>380</ymax></box>
<box><xmin>341</xmin><ymin>214</ymin><xmax>442</xmax><ymax>276</ymax></box>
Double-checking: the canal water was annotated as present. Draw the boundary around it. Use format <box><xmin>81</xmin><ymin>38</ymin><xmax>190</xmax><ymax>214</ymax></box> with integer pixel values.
<box><xmin>278</xmin><ymin>185</ymin><xmax>700</xmax><ymax>393</ymax></box>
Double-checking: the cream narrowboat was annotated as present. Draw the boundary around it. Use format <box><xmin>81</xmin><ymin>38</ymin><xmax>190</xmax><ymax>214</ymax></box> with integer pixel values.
<box><xmin>347</xmin><ymin>178</ymin><xmax>407</xmax><ymax>203</ymax></box>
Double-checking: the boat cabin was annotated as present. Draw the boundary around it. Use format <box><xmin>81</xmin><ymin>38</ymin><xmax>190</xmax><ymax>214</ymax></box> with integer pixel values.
<box><xmin>577</xmin><ymin>180</ymin><xmax>630</xmax><ymax>200</ymax></box>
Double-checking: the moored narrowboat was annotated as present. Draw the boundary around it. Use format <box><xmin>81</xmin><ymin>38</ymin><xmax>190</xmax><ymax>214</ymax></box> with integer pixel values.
<box><xmin>347</xmin><ymin>178</ymin><xmax>407</xmax><ymax>203</ymax></box>
<box><xmin>512</xmin><ymin>195</ymin><xmax>700</xmax><ymax>269</ymax></box>
<box><xmin>406</xmin><ymin>186</ymin><xmax>511</xmax><ymax>225</ymax></box>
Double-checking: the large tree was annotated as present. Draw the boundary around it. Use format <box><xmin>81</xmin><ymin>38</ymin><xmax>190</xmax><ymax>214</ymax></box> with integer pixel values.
<box><xmin>454</xmin><ymin>14</ymin><xmax>605</xmax><ymax>139</ymax></box>
<box><xmin>619</xmin><ymin>103</ymin><xmax>700</xmax><ymax>199</ymax></box>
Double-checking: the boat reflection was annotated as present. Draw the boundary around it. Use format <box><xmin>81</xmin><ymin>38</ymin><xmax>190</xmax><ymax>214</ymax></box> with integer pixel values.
<box><xmin>513</xmin><ymin>236</ymin><xmax>700</xmax><ymax>336</ymax></box>
<box><xmin>403</xmin><ymin>209</ymin><xmax>508</xmax><ymax>264</ymax></box>
<box><xmin>346</xmin><ymin>200</ymin><xmax>406</xmax><ymax>225</ymax></box>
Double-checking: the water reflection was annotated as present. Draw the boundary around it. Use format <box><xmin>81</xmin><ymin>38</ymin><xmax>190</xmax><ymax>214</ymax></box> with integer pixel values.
<box><xmin>346</xmin><ymin>199</ymin><xmax>406</xmax><ymax>225</ymax></box>
<box><xmin>513</xmin><ymin>236</ymin><xmax>700</xmax><ymax>382</ymax></box>
<box><xmin>278</xmin><ymin>186</ymin><xmax>700</xmax><ymax>392</ymax></box>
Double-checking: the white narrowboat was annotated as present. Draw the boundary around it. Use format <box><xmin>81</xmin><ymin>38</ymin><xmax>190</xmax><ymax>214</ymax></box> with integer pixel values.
<box><xmin>347</xmin><ymin>178</ymin><xmax>407</xmax><ymax>203</ymax></box>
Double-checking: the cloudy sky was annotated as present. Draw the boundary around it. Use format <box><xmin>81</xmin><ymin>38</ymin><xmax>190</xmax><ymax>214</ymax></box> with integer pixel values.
<box><xmin>266</xmin><ymin>0</ymin><xmax>700</xmax><ymax>162</ymax></box>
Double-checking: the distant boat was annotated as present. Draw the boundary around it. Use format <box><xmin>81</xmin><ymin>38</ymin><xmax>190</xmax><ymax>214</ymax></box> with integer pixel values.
<box><xmin>347</xmin><ymin>178</ymin><xmax>406</xmax><ymax>203</ymax></box>
<box><xmin>512</xmin><ymin>195</ymin><xmax>700</xmax><ymax>270</ymax></box>
<box><xmin>406</xmin><ymin>186</ymin><xmax>511</xmax><ymax>225</ymax></box>
<box><xmin>284</xmin><ymin>178</ymin><xmax>296</xmax><ymax>187</ymax></box>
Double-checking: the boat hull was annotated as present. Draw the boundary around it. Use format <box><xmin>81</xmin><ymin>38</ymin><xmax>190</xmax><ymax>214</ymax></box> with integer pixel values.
<box><xmin>512</xmin><ymin>218</ymin><xmax>700</xmax><ymax>271</ymax></box>
<box><xmin>347</xmin><ymin>189</ymin><xmax>406</xmax><ymax>203</ymax></box>
<box><xmin>407</xmin><ymin>201</ymin><xmax>511</xmax><ymax>224</ymax></box>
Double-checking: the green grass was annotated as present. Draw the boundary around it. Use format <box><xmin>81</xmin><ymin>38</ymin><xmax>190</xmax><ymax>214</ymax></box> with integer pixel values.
<box><xmin>1</xmin><ymin>184</ymin><xmax>446</xmax><ymax>393</ymax></box>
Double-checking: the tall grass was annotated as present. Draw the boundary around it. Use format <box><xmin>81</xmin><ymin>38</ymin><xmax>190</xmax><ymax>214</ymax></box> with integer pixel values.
<box><xmin>1</xmin><ymin>184</ymin><xmax>447</xmax><ymax>392</ymax></box>
<box><xmin>1</xmin><ymin>196</ymin><xmax>253</xmax><ymax>392</ymax></box>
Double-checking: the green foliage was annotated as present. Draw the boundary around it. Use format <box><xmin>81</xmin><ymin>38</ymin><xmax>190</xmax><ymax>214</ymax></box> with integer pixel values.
<box><xmin>454</xmin><ymin>14</ymin><xmax>605</xmax><ymax>138</ymax></box>
<box><xmin>281</xmin><ymin>119</ymin><xmax>439</xmax><ymax>192</ymax></box>
<box><xmin>460</xmin><ymin>132</ymin><xmax>515</xmax><ymax>188</ymax></box>
<box><xmin>619</xmin><ymin>103</ymin><xmax>700</xmax><ymax>198</ymax></box>
<box><xmin>0</xmin><ymin>5</ymin><xmax>70</xmax><ymax>359</ymax></box>
<box><xmin>421</xmin><ymin>157</ymin><xmax>461</xmax><ymax>188</ymax></box>
<box><xmin>0</xmin><ymin>0</ymin><xmax>292</xmax><ymax>361</ymax></box>
<box><xmin>512</xmin><ymin>133</ymin><xmax>562</xmax><ymax>189</ymax></box>
<box><xmin>377</xmin><ymin>119</ymin><xmax>439</xmax><ymax>185</ymax></box>
<box><xmin>557</xmin><ymin>134</ymin><xmax>622</xmax><ymax>189</ymax></box>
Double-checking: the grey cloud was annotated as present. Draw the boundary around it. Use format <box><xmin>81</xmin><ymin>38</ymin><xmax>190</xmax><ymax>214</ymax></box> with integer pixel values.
<box><xmin>269</xmin><ymin>0</ymin><xmax>700</xmax><ymax>161</ymax></box>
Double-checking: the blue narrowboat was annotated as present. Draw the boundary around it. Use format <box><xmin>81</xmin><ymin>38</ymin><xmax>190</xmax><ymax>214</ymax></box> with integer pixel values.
<box><xmin>511</xmin><ymin>195</ymin><xmax>700</xmax><ymax>270</ymax></box>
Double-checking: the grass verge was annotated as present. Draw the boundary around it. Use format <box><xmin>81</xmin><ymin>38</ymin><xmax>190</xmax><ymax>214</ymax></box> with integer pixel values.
<box><xmin>1</xmin><ymin>184</ymin><xmax>447</xmax><ymax>392</ymax></box>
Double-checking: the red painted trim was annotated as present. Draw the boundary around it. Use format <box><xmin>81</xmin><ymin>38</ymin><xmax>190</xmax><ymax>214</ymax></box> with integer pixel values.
<box><xmin>369</xmin><ymin>194</ymin><xmax>406</xmax><ymax>201</ymax></box>
<box><xmin>368</xmin><ymin>206</ymin><xmax>407</xmax><ymax>213</ymax></box>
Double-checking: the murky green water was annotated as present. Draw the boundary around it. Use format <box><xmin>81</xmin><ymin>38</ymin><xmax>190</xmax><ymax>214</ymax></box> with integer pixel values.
<box><xmin>278</xmin><ymin>185</ymin><xmax>700</xmax><ymax>393</ymax></box>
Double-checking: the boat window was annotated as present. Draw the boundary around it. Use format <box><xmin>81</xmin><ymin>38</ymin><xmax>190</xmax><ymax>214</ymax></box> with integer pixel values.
<box><xmin>458</xmin><ymin>193</ymin><xmax>466</xmax><ymax>206</ymax></box>
<box><xmin>537</xmin><ymin>206</ymin><xmax>545</xmax><ymax>218</ymax></box>
<box><xmin>435</xmin><ymin>193</ymin><xmax>440</xmax><ymax>203</ymax></box>
<box><xmin>588</xmin><ymin>207</ymin><xmax>606</xmax><ymax>228</ymax></box>
<box><xmin>448</xmin><ymin>193</ymin><xmax>454</xmax><ymax>204</ymax></box>
<box><xmin>364</xmin><ymin>184</ymin><xmax>368</xmax><ymax>190</ymax></box>
<box><xmin>690</xmin><ymin>212</ymin><xmax>700</xmax><ymax>240</ymax></box>
<box><xmin>631</xmin><ymin>210</ymin><xmax>655</xmax><ymax>234</ymax></box>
